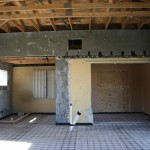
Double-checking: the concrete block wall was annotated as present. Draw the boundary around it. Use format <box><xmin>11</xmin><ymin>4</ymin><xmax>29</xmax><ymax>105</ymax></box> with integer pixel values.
<box><xmin>0</xmin><ymin>62</ymin><xmax>13</xmax><ymax>118</ymax></box>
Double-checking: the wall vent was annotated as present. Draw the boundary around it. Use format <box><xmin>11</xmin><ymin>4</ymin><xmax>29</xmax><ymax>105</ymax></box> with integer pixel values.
<box><xmin>68</xmin><ymin>39</ymin><xmax>82</xmax><ymax>50</ymax></box>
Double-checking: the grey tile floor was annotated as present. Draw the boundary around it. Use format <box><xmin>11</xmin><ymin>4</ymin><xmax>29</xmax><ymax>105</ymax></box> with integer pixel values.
<box><xmin>0</xmin><ymin>113</ymin><xmax>150</xmax><ymax>150</ymax></box>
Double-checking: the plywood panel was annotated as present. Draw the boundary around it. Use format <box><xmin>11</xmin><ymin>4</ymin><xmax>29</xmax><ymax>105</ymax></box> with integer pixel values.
<box><xmin>92</xmin><ymin>64</ymin><xmax>141</xmax><ymax>113</ymax></box>
<box><xmin>94</xmin><ymin>70</ymin><xmax>129</xmax><ymax>112</ymax></box>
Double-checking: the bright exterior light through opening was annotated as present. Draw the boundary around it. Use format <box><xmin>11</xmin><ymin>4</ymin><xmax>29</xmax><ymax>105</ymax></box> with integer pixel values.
<box><xmin>0</xmin><ymin>69</ymin><xmax>8</xmax><ymax>86</ymax></box>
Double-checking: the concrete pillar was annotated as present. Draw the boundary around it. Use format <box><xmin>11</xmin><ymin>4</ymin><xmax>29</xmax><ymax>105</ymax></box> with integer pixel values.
<box><xmin>56</xmin><ymin>58</ymin><xmax>70</xmax><ymax>124</ymax></box>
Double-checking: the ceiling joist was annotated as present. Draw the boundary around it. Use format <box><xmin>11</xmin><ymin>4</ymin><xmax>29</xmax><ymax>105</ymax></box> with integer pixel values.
<box><xmin>0</xmin><ymin>22</ymin><xmax>10</xmax><ymax>32</ymax></box>
<box><xmin>0</xmin><ymin>11</ymin><xmax>149</xmax><ymax>20</ymax></box>
<box><xmin>49</xmin><ymin>18</ymin><xmax>56</xmax><ymax>31</ymax></box>
<box><xmin>10</xmin><ymin>20</ymin><xmax>25</xmax><ymax>32</ymax></box>
<box><xmin>0</xmin><ymin>2</ymin><xmax>150</xmax><ymax>13</ymax></box>
<box><xmin>29</xmin><ymin>19</ymin><xmax>40</xmax><ymax>31</ymax></box>
<box><xmin>68</xmin><ymin>17</ymin><xmax>73</xmax><ymax>30</ymax></box>
<box><xmin>0</xmin><ymin>1</ymin><xmax>149</xmax><ymax>32</ymax></box>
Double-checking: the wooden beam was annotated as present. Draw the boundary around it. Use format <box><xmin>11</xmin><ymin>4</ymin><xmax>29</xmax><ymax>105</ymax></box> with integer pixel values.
<box><xmin>0</xmin><ymin>57</ymin><xmax>56</xmax><ymax>64</ymax></box>
<box><xmin>121</xmin><ymin>16</ymin><xmax>132</xmax><ymax>29</ymax></box>
<box><xmin>0</xmin><ymin>0</ymin><xmax>24</xmax><ymax>2</ymax></box>
<box><xmin>138</xmin><ymin>21</ymin><xmax>145</xmax><ymax>29</ymax></box>
<box><xmin>0</xmin><ymin>11</ymin><xmax>149</xmax><ymax>20</ymax></box>
<box><xmin>47</xmin><ymin>0</ymin><xmax>52</xmax><ymax>4</ymax></box>
<box><xmin>0</xmin><ymin>23</ymin><xmax>10</xmax><ymax>32</ymax></box>
<box><xmin>0</xmin><ymin>2</ymin><xmax>150</xmax><ymax>12</ymax></box>
<box><xmin>49</xmin><ymin>18</ymin><xmax>56</xmax><ymax>31</ymax></box>
<box><xmin>105</xmin><ymin>17</ymin><xmax>111</xmax><ymax>30</ymax></box>
<box><xmin>104</xmin><ymin>0</ymin><xmax>113</xmax><ymax>30</ymax></box>
<box><xmin>0</xmin><ymin>20</ymin><xmax>8</xmax><ymax>26</ymax></box>
<box><xmin>29</xmin><ymin>19</ymin><xmax>40</xmax><ymax>31</ymax></box>
<box><xmin>89</xmin><ymin>17</ymin><xmax>92</xmax><ymax>30</ymax></box>
<box><xmin>10</xmin><ymin>20</ymin><xmax>25</xmax><ymax>32</ymax></box>
<box><xmin>68</xmin><ymin>17</ymin><xmax>73</xmax><ymax>30</ymax></box>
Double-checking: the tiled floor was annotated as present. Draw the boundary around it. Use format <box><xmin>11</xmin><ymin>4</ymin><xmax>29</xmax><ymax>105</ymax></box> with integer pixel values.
<box><xmin>0</xmin><ymin>113</ymin><xmax>150</xmax><ymax>150</ymax></box>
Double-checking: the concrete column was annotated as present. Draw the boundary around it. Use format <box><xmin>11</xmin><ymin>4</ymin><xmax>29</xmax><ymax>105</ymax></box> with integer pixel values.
<box><xmin>56</xmin><ymin>58</ymin><xmax>70</xmax><ymax>124</ymax></box>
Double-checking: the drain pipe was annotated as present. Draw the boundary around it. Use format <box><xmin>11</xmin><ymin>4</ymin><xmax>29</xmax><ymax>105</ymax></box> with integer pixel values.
<box><xmin>70</xmin><ymin>103</ymin><xmax>73</xmax><ymax>125</ymax></box>
<box><xmin>70</xmin><ymin>110</ymin><xmax>82</xmax><ymax>131</ymax></box>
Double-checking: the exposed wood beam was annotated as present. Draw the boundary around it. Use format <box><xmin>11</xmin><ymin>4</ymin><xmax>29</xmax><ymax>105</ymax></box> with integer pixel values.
<box><xmin>10</xmin><ymin>20</ymin><xmax>25</xmax><ymax>32</ymax></box>
<box><xmin>0</xmin><ymin>57</ymin><xmax>56</xmax><ymax>64</ymax></box>
<box><xmin>0</xmin><ymin>2</ymin><xmax>150</xmax><ymax>12</ymax></box>
<box><xmin>68</xmin><ymin>17</ymin><xmax>73</xmax><ymax>30</ymax></box>
<box><xmin>0</xmin><ymin>11</ymin><xmax>149</xmax><ymax>20</ymax></box>
<box><xmin>29</xmin><ymin>19</ymin><xmax>40</xmax><ymax>31</ymax></box>
<box><xmin>0</xmin><ymin>20</ymin><xmax>8</xmax><ymax>26</ymax></box>
<box><xmin>47</xmin><ymin>0</ymin><xmax>52</xmax><ymax>4</ymax></box>
<box><xmin>138</xmin><ymin>21</ymin><xmax>145</xmax><ymax>29</ymax></box>
<box><xmin>89</xmin><ymin>17</ymin><xmax>92</xmax><ymax>30</ymax></box>
<box><xmin>0</xmin><ymin>23</ymin><xmax>10</xmax><ymax>32</ymax></box>
<box><xmin>104</xmin><ymin>0</ymin><xmax>113</xmax><ymax>30</ymax></box>
<box><xmin>0</xmin><ymin>2</ymin><xmax>5</xmax><ymax>6</ymax></box>
<box><xmin>134</xmin><ymin>17</ymin><xmax>150</xmax><ymax>26</ymax></box>
<box><xmin>0</xmin><ymin>0</ymin><xmax>24</xmax><ymax>2</ymax></box>
<box><xmin>13</xmin><ymin>1</ymin><xmax>26</xmax><ymax>32</ymax></box>
<box><xmin>121</xmin><ymin>16</ymin><xmax>132</xmax><ymax>29</ymax></box>
<box><xmin>105</xmin><ymin>17</ymin><xmax>111</xmax><ymax>30</ymax></box>
<box><xmin>49</xmin><ymin>18</ymin><xmax>56</xmax><ymax>31</ymax></box>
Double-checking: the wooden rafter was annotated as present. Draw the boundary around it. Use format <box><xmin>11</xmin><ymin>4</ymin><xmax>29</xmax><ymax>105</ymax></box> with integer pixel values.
<box><xmin>0</xmin><ymin>0</ymin><xmax>24</xmax><ymax>2</ymax></box>
<box><xmin>10</xmin><ymin>20</ymin><xmax>25</xmax><ymax>32</ymax></box>
<box><xmin>13</xmin><ymin>1</ymin><xmax>26</xmax><ymax>32</ymax></box>
<box><xmin>49</xmin><ymin>18</ymin><xmax>56</xmax><ymax>31</ymax></box>
<box><xmin>89</xmin><ymin>17</ymin><xmax>92</xmax><ymax>30</ymax></box>
<box><xmin>0</xmin><ymin>57</ymin><xmax>56</xmax><ymax>64</ymax></box>
<box><xmin>0</xmin><ymin>22</ymin><xmax>10</xmax><ymax>32</ymax></box>
<box><xmin>138</xmin><ymin>21</ymin><xmax>145</xmax><ymax>29</ymax></box>
<box><xmin>0</xmin><ymin>2</ymin><xmax>150</xmax><ymax>12</ymax></box>
<box><xmin>68</xmin><ymin>17</ymin><xmax>72</xmax><ymax>30</ymax></box>
<box><xmin>104</xmin><ymin>0</ymin><xmax>113</xmax><ymax>30</ymax></box>
<box><xmin>105</xmin><ymin>17</ymin><xmax>112</xmax><ymax>30</ymax></box>
<box><xmin>29</xmin><ymin>19</ymin><xmax>40</xmax><ymax>31</ymax></box>
<box><xmin>121</xmin><ymin>17</ymin><xmax>132</xmax><ymax>29</ymax></box>
<box><xmin>0</xmin><ymin>1</ymin><xmax>149</xmax><ymax>31</ymax></box>
<box><xmin>0</xmin><ymin>20</ymin><xmax>8</xmax><ymax>26</ymax></box>
<box><xmin>47</xmin><ymin>0</ymin><xmax>52</xmax><ymax>4</ymax></box>
<box><xmin>89</xmin><ymin>0</ymin><xmax>93</xmax><ymax>30</ymax></box>
<box><xmin>0</xmin><ymin>11</ymin><xmax>149</xmax><ymax>20</ymax></box>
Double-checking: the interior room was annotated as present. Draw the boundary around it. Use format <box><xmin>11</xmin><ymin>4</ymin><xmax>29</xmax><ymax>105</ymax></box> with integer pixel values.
<box><xmin>0</xmin><ymin>0</ymin><xmax>150</xmax><ymax>149</ymax></box>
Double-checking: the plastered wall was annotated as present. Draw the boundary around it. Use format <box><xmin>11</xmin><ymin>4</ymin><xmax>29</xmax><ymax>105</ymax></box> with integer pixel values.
<box><xmin>141</xmin><ymin>64</ymin><xmax>150</xmax><ymax>115</ymax></box>
<box><xmin>0</xmin><ymin>62</ymin><xmax>12</xmax><ymax>118</ymax></box>
<box><xmin>70</xmin><ymin>59</ymin><xmax>93</xmax><ymax>124</ymax></box>
<box><xmin>92</xmin><ymin>64</ymin><xmax>142</xmax><ymax>113</ymax></box>
<box><xmin>13</xmin><ymin>66</ymin><xmax>55</xmax><ymax>113</ymax></box>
